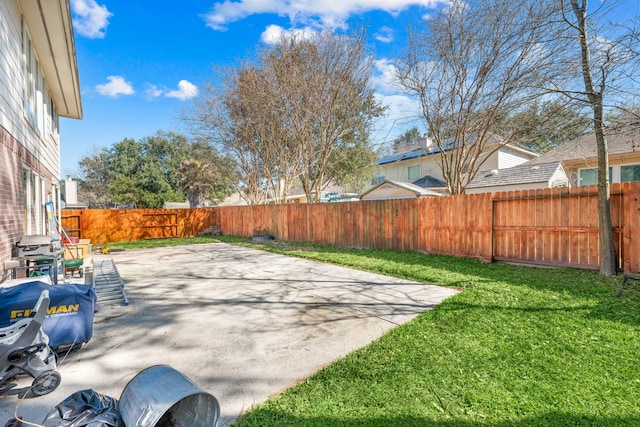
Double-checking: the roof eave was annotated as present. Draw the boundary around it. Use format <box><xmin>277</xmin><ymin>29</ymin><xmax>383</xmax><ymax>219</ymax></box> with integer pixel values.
<box><xmin>20</xmin><ymin>0</ymin><xmax>82</xmax><ymax>119</ymax></box>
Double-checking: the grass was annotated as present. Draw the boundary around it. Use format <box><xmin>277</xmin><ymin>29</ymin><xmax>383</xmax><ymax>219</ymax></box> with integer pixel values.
<box><xmin>102</xmin><ymin>235</ymin><xmax>246</xmax><ymax>250</ymax></box>
<box><xmin>106</xmin><ymin>236</ymin><xmax>640</xmax><ymax>426</ymax></box>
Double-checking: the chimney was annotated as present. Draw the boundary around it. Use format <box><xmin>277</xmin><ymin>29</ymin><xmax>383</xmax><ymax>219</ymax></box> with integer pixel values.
<box><xmin>65</xmin><ymin>176</ymin><xmax>78</xmax><ymax>206</ymax></box>
<box><xmin>423</xmin><ymin>134</ymin><xmax>434</xmax><ymax>150</ymax></box>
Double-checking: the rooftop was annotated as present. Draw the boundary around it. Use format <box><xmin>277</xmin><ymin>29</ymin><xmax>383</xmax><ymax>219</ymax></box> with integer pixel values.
<box><xmin>466</xmin><ymin>162</ymin><xmax>566</xmax><ymax>189</ymax></box>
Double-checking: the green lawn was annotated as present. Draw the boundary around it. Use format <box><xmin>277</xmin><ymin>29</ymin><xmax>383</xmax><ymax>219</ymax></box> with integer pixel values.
<box><xmin>108</xmin><ymin>236</ymin><xmax>640</xmax><ymax>426</ymax></box>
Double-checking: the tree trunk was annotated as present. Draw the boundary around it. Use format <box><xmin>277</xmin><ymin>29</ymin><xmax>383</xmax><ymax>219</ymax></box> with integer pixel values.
<box><xmin>571</xmin><ymin>0</ymin><xmax>617</xmax><ymax>275</ymax></box>
<box><xmin>593</xmin><ymin>107</ymin><xmax>617</xmax><ymax>275</ymax></box>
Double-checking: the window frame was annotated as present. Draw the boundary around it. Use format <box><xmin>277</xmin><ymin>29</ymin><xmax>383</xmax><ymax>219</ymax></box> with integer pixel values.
<box><xmin>408</xmin><ymin>165</ymin><xmax>421</xmax><ymax>181</ymax></box>
<box><xmin>578</xmin><ymin>167</ymin><xmax>612</xmax><ymax>186</ymax></box>
<box><xmin>620</xmin><ymin>164</ymin><xmax>640</xmax><ymax>183</ymax></box>
<box><xmin>371</xmin><ymin>171</ymin><xmax>385</xmax><ymax>185</ymax></box>
<box><xmin>22</xmin><ymin>23</ymin><xmax>50</xmax><ymax>136</ymax></box>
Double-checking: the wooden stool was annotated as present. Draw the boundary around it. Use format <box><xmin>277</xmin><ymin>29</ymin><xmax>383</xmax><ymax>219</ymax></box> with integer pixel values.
<box><xmin>617</xmin><ymin>272</ymin><xmax>640</xmax><ymax>297</ymax></box>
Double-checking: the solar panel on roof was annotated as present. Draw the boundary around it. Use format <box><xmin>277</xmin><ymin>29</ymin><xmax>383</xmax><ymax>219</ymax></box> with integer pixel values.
<box><xmin>378</xmin><ymin>153</ymin><xmax>404</xmax><ymax>164</ymax></box>
<box><xmin>400</xmin><ymin>150</ymin><xmax>421</xmax><ymax>161</ymax></box>
<box><xmin>377</xmin><ymin>141</ymin><xmax>459</xmax><ymax>165</ymax></box>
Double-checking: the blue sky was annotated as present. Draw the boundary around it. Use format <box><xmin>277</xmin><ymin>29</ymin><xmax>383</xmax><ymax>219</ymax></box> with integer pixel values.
<box><xmin>59</xmin><ymin>0</ymin><xmax>445</xmax><ymax>177</ymax></box>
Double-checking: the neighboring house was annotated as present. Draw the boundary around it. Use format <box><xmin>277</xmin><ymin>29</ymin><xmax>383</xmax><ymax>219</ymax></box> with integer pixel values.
<box><xmin>218</xmin><ymin>192</ymin><xmax>250</xmax><ymax>206</ymax></box>
<box><xmin>411</xmin><ymin>175</ymin><xmax>448</xmax><ymax>193</ymax></box>
<box><xmin>527</xmin><ymin>121</ymin><xmax>640</xmax><ymax>187</ymax></box>
<box><xmin>266</xmin><ymin>182</ymin><xmax>359</xmax><ymax>204</ymax></box>
<box><xmin>465</xmin><ymin>162</ymin><xmax>569</xmax><ymax>194</ymax></box>
<box><xmin>360</xmin><ymin>180</ymin><xmax>442</xmax><ymax>201</ymax></box>
<box><xmin>0</xmin><ymin>1</ymin><xmax>82</xmax><ymax>262</ymax></box>
<box><xmin>61</xmin><ymin>176</ymin><xmax>86</xmax><ymax>209</ymax></box>
<box><xmin>374</xmin><ymin>135</ymin><xmax>538</xmax><ymax>194</ymax></box>
<box><xmin>163</xmin><ymin>202</ymin><xmax>192</xmax><ymax>209</ymax></box>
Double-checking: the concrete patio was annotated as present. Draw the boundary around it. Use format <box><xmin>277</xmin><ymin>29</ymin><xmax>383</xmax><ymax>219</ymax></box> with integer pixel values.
<box><xmin>0</xmin><ymin>243</ymin><xmax>458</xmax><ymax>426</ymax></box>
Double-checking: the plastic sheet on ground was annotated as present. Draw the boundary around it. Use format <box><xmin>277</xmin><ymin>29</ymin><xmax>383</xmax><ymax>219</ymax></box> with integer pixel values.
<box><xmin>41</xmin><ymin>389</ymin><xmax>124</xmax><ymax>427</ymax></box>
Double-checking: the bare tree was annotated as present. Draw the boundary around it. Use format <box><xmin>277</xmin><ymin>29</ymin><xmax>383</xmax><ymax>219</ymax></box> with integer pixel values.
<box><xmin>187</xmin><ymin>30</ymin><xmax>382</xmax><ymax>204</ymax></box>
<box><xmin>396</xmin><ymin>0</ymin><xmax>560</xmax><ymax>195</ymax></box>
<box><xmin>551</xmin><ymin>0</ymin><xmax>640</xmax><ymax>275</ymax></box>
<box><xmin>187</xmin><ymin>73</ymin><xmax>272</xmax><ymax>205</ymax></box>
<box><xmin>228</xmin><ymin>65</ymin><xmax>303</xmax><ymax>204</ymax></box>
<box><xmin>265</xmin><ymin>30</ymin><xmax>383</xmax><ymax>202</ymax></box>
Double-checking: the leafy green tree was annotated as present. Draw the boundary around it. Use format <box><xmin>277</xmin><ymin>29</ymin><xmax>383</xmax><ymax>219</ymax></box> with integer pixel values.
<box><xmin>391</xmin><ymin>127</ymin><xmax>423</xmax><ymax>153</ymax></box>
<box><xmin>502</xmin><ymin>102</ymin><xmax>591</xmax><ymax>153</ymax></box>
<box><xmin>77</xmin><ymin>148</ymin><xmax>112</xmax><ymax>207</ymax></box>
<box><xmin>177</xmin><ymin>142</ymin><xmax>238</xmax><ymax>208</ymax></box>
<box><xmin>104</xmin><ymin>134</ymin><xmax>185</xmax><ymax>208</ymax></box>
<box><xmin>329</xmin><ymin>143</ymin><xmax>378</xmax><ymax>194</ymax></box>
<box><xmin>77</xmin><ymin>131</ymin><xmax>237</xmax><ymax>208</ymax></box>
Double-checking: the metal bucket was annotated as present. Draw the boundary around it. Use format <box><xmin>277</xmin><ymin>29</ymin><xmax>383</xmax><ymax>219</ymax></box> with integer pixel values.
<box><xmin>119</xmin><ymin>365</ymin><xmax>220</xmax><ymax>427</ymax></box>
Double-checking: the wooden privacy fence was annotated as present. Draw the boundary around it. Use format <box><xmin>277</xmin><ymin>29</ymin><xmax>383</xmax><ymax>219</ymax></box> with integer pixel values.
<box><xmin>60</xmin><ymin>208</ymin><xmax>216</xmax><ymax>245</ymax></box>
<box><xmin>215</xmin><ymin>195</ymin><xmax>494</xmax><ymax>260</ymax></box>
<box><xmin>61</xmin><ymin>182</ymin><xmax>640</xmax><ymax>272</ymax></box>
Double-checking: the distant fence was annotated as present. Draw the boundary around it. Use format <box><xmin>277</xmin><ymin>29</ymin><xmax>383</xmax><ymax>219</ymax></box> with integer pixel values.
<box><xmin>60</xmin><ymin>208</ymin><xmax>216</xmax><ymax>245</ymax></box>
<box><xmin>61</xmin><ymin>182</ymin><xmax>640</xmax><ymax>272</ymax></box>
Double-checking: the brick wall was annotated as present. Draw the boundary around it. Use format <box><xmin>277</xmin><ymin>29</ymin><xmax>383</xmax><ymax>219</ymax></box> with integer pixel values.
<box><xmin>0</xmin><ymin>126</ymin><xmax>24</xmax><ymax>263</ymax></box>
<box><xmin>0</xmin><ymin>125</ymin><xmax>56</xmax><ymax>266</ymax></box>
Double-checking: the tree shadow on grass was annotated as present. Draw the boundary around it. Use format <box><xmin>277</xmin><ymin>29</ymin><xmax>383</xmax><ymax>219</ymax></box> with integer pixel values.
<box><xmin>266</xmin><ymin>244</ymin><xmax>640</xmax><ymax>327</ymax></box>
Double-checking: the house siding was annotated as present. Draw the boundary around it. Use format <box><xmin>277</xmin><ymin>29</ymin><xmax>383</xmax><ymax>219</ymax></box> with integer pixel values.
<box><xmin>377</xmin><ymin>145</ymin><xmax>536</xmax><ymax>187</ymax></box>
<box><xmin>0</xmin><ymin>1</ymin><xmax>65</xmax><ymax>262</ymax></box>
<box><xmin>497</xmin><ymin>149</ymin><xmax>533</xmax><ymax>170</ymax></box>
<box><xmin>377</xmin><ymin>155</ymin><xmax>444</xmax><ymax>183</ymax></box>
<box><xmin>565</xmin><ymin>152</ymin><xmax>640</xmax><ymax>186</ymax></box>
<box><xmin>466</xmin><ymin>182</ymin><xmax>549</xmax><ymax>194</ymax></box>
<box><xmin>549</xmin><ymin>168</ymin><xmax>569</xmax><ymax>187</ymax></box>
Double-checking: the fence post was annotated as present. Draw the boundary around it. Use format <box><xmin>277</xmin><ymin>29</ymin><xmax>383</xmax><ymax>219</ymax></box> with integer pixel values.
<box><xmin>623</xmin><ymin>182</ymin><xmax>640</xmax><ymax>273</ymax></box>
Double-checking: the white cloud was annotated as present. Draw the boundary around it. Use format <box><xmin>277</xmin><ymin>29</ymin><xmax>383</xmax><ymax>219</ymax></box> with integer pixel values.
<box><xmin>374</xmin><ymin>26</ymin><xmax>394</xmax><ymax>43</ymax></box>
<box><xmin>203</xmin><ymin>0</ymin><xmax>444</xmax><ymax>31</ymax></box>
<box><xmin>144</xmin><ymin>84</ymin><xmax>163</xmax><ymax>99</ymax></box>
<box><xmin>95</xmin><ymin>76</ymin><xmax>134</xmax><ymax>97</ymax></box>
<box><xmin>260</xmin><ymin>25</ymin><xmax>317</xmax><ymax>44</ymax></box>
<box><xmin>165</xmin><ymin>80</ymin><xmax>199</xmax><ymax>101</ymax></box>
<box><xmin>70</xmin><ymin>0</ymin><xmax>112</xmax><ymax>39</ymax></box>
<box><xmin>370</xmin><ymin>58</ymin><xmax>404</xmax><ymax>94</ymax></box>
<box><xmin>369</xmin><ymin>58</ymin><xmax>424</xmax><ymax>148</ymax></box>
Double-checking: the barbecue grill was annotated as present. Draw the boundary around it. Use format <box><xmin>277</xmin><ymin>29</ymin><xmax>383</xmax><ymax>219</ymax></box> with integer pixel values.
<box><xmin>15</xmin><ymin>235</ymin><xmax>54</xmax><ymax>258</ymax></box>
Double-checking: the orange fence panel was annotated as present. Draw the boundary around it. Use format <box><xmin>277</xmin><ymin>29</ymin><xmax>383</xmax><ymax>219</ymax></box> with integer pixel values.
<box><xmin>60</xmin><ymin>208</ymin><xmax>215</xmax><ymax>245</ymax></box>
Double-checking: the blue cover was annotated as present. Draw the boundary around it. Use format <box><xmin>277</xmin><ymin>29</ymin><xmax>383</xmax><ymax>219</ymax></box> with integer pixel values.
<box><xmin>0</xmin><ymin>281</ymin><xmax>96</xmax><ymax>348</ymax></box>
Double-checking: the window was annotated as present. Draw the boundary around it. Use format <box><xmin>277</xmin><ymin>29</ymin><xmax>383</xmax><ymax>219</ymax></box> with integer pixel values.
<box><xmin>408</xmin><ymin>165</ymin><xmax>421</xmax><ymax>181</ymax></box>
<box><xmin>579</xmin><ymin>168</ymin><xmax>597</xmax><ymax>186</ymax></box>
<box><xmin>22</xmin><ymin>167</ymin><xmax>45</xmax><ymax>235</ymax></box>
<box><xmin>24</xmin><ymin>33</ymin><xmax>37</xmax><ymax>124</ymax></box>
<box><xmin>39</xmin><ymin>176</ymin><xmax>46</xmax><ymax>233</ymax></box>
<box><xmin>23</xmin><ymin>168</ymin><xmax>30</xmax><ymax>234</ymax></box>
<box><xmin>30</xmin><ymin>171</ymin><xmax>38</xmax><ymax>232</ymax></box>
<box><xmin>50</xmin><ymin>97</ymin><xmax>58</xmax><ymax>137</ymax></box>
<box><xmin>621</xmin><ymin>164</ymin><xmax>640</xmax><ymax>182</ymax></box>
<box><xmin>23</xmin><ymin>24</ymin><xmax>45</xmax><ymax>134</ymax></box>
<box><xmin>579</xmin><ymin>167</ymin><xmax>612</xmax><ymax>186</ymax></box>
<box><xmin>37</xmin><ymin>71</ymin><xmax>45</xmax><ymax>135</ymax></box>
<box><xmin>372</xmin><ymin>171</ymin><xmax>385</xmax><ymax>185</ymax></box>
